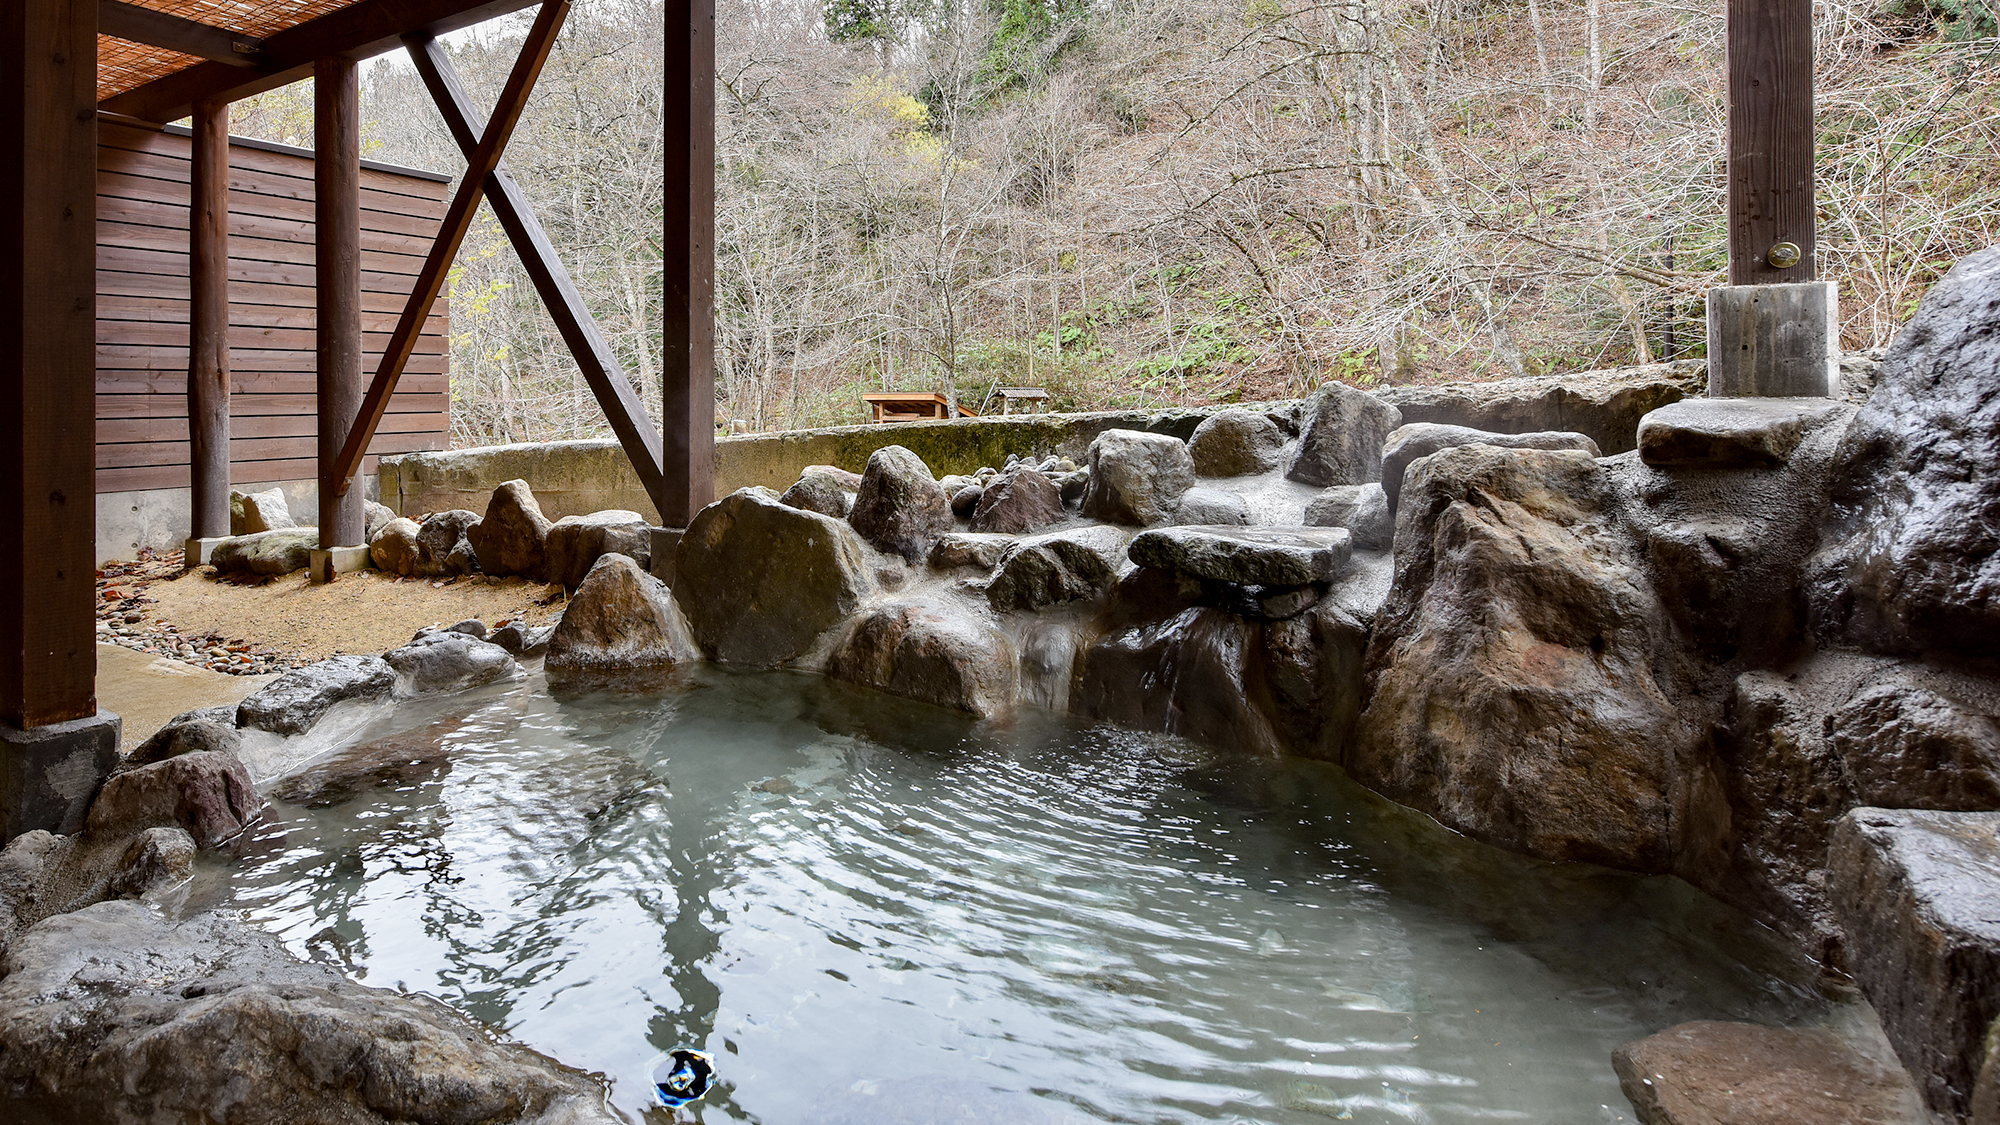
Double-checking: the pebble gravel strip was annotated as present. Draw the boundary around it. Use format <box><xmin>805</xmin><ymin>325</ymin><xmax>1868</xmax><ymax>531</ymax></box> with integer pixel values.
<box><xmin>96</xmin><ymin>549</ymin><xmax>305</xmax><ymax>676</ymax></box>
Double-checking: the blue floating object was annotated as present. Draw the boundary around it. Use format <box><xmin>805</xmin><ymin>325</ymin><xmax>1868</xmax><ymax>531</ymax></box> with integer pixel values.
<box><xmin>652</xmin><ymin>1048</ymin><xmax>716</xmax><ymax>1109</ymax></box>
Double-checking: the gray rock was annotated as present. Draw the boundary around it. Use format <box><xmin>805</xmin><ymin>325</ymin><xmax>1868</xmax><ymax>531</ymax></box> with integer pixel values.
<box><xmin>544</xmin><ymin>510</ymin><xmax>652</xmax><ymax>591</ymax></box>
<box><xmin>1168</xmin><ymin>486</ymin><xmax>1252</xmax><ymax>526</ymax></box>
<box><xmin>826</xmin><ymin>601</ymin><xmax>1018</xmax><ymax>720</ymax></box>
<box><xmin>1611</xmin><ymin>1021</ymin><xmax>1926</xmax><ymax>1125</ymax></box>
<box><xmin>211</xmin><ymin>528</ymin><xmax>317</xmax><ymax>577</ymax></box>
<box><xmin>369</xmin><ymin>516</ymin><xmax>424</xmax><ymax>577</ymax></box>
<box><xmin>675</xmin><ymin>488</ymin><xmax>875</xmax><ymax>667</ymax></box>
<box><xmin>1840</xmin><ymin>347</ymin><xmax>1888</xmax><ymax>404</ymax></box>
<box><xmin>1081</xmin><ymin>429</ymin><xmax>1196</xmax><ymax>525</ymax></box>
<box><xmin>446</xmin><ymin>618</ymin><xmax>488</xmax><ymax>639</ymax></box>
<box><xmin>0</xmin><ymin>900</ymin><xmax>616</xmax><ymax>1125</ymax></box>
<box><xmin>849</xmin><ymin>445</ymin><xmax>954</xmax><ymax>563</ymax></box>
<box><xmin>1830</xmin><ymin>675</ymin><xmax>2000</xmax><ymax>810</ymax></box>
<box><xmin>1352</xmin><ymin>444</ymin><xmax>1690</xmax><ymax>871</ymax></box>
<box><xmin>467</xmin><ymin>479</ymin><xmax>554</xmax><ymax>580</ymax></box>
<box><xmin>780</xmin><ymin>465</ymin><xmax>862</xmax><ymax>518</ymax></box>
<box><xmin>0</xmin><ymin>827</ymin><xmax>195</xmax><ymax>954</ymax></box>
<box><xmin>987</xmin><ymin>525</ymin><xmax>1128</xmax><ymax>612</ymax></box>
<box><xmin>1261</xmin><ymin>598</ymin><xmax>1371</xmax><ymax>760</ymax></box>
<box><xmin>416</xmin><ymin>509</ymin><xmax>482</xmax><ymax>577</ymax></box>
<box><xmin>1286</xmin><ymin>383</ymin><xmax>1403</xmax><ymax>487</ymax></box>
<box><xmin>1305</xmin><ymin>483</ymin><xmax>1393</xmax><ymax>551</ymax></box>
<box><xmin>970</xmin><ymin>467</ymin><xmax>1063</xmax><ymax>534</ymax></box>
<box><xmin>384</xmin><ymin>631</ymin><xmax>520</xmax><ymax>696</ymax></box>
<box><xmin>489</xmin><ymin>622</ymin><xmax>554</xmax><ymax>658</ymax></box>
<box><xmin>950</xmin><ymin>483</ymin><xmax>984</xmax><ymax>519</ymax></box>
<box><xmin>85</xmin><ymin>751</ymin><xmax>261</xmax><ymax>849</ymax></box>
<box><xmin>1076</xmin><ymin>606</ymin><xmax>1285</xmax><ymax>757</ymax></box>
<box><xmin>364</xmin><ymin>499</ymin><xmax>396</xmax><ymax>542</ymax></box>
<box><xmin>1637</xmin><ymin>397</ymin><xmax>1849</xmax><ymax>468</ymax></box>
<box><xmin>229</xmin><ymin>486</ymin><xmax>296</xmax><ymax>535</ymax></box>
<box><xmin>1379</xmin><ymin>422</ymin><xmax>1600</xmax><ymax>510</ymax></box>
<box><xmin>929</xmin><ymin>533</ymin><xmax>1014</xmax><ymax>572</ymax></box>
<box><xmin>1129</xmin><ymin>525</ymin><xmax>1352</xmax><ymax>587</ymax></box>
<box><xmin>547</xmin><ymin>554</ymin><xmax>698</xmax><ymax>674</ymax></box>
<box><xmin>1807</xmin><ymin>247</ymin><xmax>2000</xmax><ymax>663</ymax></box>
<box><xmin>1188</xmin><ymin>409</ymin><xmax>1286</xmax><ymax>477</ymax></box>
<box><xmin>1831</xmin><ymin>808</ymin><xmax>2000</xmax><ymax>1120</ymax></box>
<box><xmin>1377</xmin><ymin>359</ymin><xmax>1703</xmax><ymax>455</ymax></box>
<box><xmin>125</xmin><ymin>705</ymin><xmax>241</xmax><ymax>770</ymax></box>
<box><xmin>237</xmin><ymin>654</ymin><xmax>397</xmax><ymax>736</ymax></box>
<box><xmin>1057</xmin><ymin>468</ymin><xmax>1089</xmax><ymax>506</ymax></box>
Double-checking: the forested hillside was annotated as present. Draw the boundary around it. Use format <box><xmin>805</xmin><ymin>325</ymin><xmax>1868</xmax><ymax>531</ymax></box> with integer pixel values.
<box><xmin>226</xmin><ymin>0</ymin><xmax>2000</xmax><ymax>444</ymax></box>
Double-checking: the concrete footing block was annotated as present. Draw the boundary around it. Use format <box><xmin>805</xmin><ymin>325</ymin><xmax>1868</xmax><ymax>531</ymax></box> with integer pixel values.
<box><xmin>308</xmin><ymin>546</ymin><xmax>372</xmax><ymax>584</ymax></box>
<box><xmin>183</xmin><ymin>536</ymin><xmax>228</xmax><ymax>569</ymax></box>
<box><xmin>649</xmin><ymin>527</ymin><xmax>685</xmax><ymax>588</ymax></box>
<box><xmin>1706</xmin><ymin>280</ymin><xmax>1839</xmax><ymax>397</ymax></box>
<box><xmin>0</xmin><ymin>710</ymin><xmax>121</xmax><ymax>840</ymax></box>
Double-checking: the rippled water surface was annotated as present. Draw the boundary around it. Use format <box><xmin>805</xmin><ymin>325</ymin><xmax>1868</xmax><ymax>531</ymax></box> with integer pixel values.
<box><xmin>207</xmin><ymin>670</ymin><xmax>1819</xmax><ymax>1124</ymax></box>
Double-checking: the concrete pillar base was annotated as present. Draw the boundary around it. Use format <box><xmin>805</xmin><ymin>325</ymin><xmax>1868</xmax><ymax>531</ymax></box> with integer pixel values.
<box><xmin>1706</xmin><ymin>280</ymin><xmax>1838</xmax><ymax>398</ymax></box>
<box><xmin>1</xmin><ymin>710</ymin><xmax>121</xmax><ymax>841</ymax></box>
<box><xmin>183</xmin><ymin>536</ymin><xmax>229</xmax><ymax>569</ymax></box>
<box><xmin>309</xmin><ymin>546</ymin><xmax>372</xmax><ymax>584</ymax></box>
<box><xmin>649</xmin><ymin>527</ymin><xmax>685</xmax><ymax>587</ymax></box>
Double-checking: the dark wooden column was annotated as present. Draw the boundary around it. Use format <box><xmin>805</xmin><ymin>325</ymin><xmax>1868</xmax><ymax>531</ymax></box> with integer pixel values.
<box><xmin>0</xmin><ymin>0</ymin><xmax>100</xmax><ymax>729</ymax></box>
<box><xmin>315</xmin><ymin>57</ymin><xmax>365</xmax><ymax>547</ymax></box>
<box><xmin>188</xmin><ymin>98</ymin><xmax>231</xmax><ymax>540</ymax></box>
<box><xmin>1725</xmin><ymin>0</ymin><xmax>1815</xmax><ymax>284</ymax></box>
<box><xmin>662</xmin><ymin>0</ymin><xmax>716</xmax><ymax>527</ymax></box>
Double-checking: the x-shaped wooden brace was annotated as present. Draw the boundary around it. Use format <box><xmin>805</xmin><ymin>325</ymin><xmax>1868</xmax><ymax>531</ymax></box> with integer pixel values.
<box><xmin>330</xmin><ymin>0</ymin><xmax>670</xmax><ymax>518</ymax></box>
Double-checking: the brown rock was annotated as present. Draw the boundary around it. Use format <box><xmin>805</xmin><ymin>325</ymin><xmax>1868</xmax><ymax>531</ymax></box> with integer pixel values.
<box><xmin>85</xmin><ymin>751</ymin><xmax>261</xmax><ymax>849</ymax></box>
<box><xmin>675</xmin><ymin>488</ymin><xmax>876</xmax><ymax>667</ymax></box>
<box><xmin>970</xmin><ymin>467</ymin><xmax>1063</xmax><ymax>534</ymax></box>
<box><xmin>826</xmin><ymin>601</ymin><xmax>1018</xmax><ymax>720</ymax></box>
<box><xmin>986</xmin><ymin>526</ymin><xmax>1128</xmax><ymax>613</ymax></box>
<box><xmin>1286</xmin><ymin>383</ymin><xmax>1403</xmax><ymax>487</ymax></box>
<box><xmin>780</xmin><ymin>465</ymin><xmax>862</xmax><ymax>517</ymax></box>
<box><xmin>369</xmin><ymin>516</ymin><xmax>424</xmax><ymax>577</ymax></box>
<box><xmin>547</xmin><ymin>554</ymin><xmax>698</xmax><ymax>674</ymax></box>
<box><xmin>1187</xmin><ymin>409</ymin><xmax>1286</xmax><ymax>477</ymax></box>
<box><xmin>466</xmin><ymin>479</ymin><xmax>553</xmax><ymax>579</ymax></box>
<box><xmin>1612</xmin><ymin>1021</ymin><xmax>1925</xmax><ymax>1125</ymax></box>
<box><xmin>544</xmin><ymin>509</ymin><xmax>653</xmax><ymax>591</ymax></box>
<box><xmin>416</xmin><ymin>509</ymin><xmax>482</xmax><ymax>577</ymax></box>
<box><xmin>1081</xmin><ymin>429</ymin><xmax>1196</xmax><ymax>525</ymax></box>
<box><xmin>1379</xmin><ymin>422</ymin><xmax>1600</xmax><ymax>510</ymax></box>
<box><xmin>849</xmin><ymin>445</ymin><xmax>954</xmax><ymax>562</ymax></box>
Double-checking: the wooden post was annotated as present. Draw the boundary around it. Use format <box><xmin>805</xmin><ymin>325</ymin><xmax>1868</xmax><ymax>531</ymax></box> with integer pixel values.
<box><xmin>662</xmin><ymin>0</ymin><xmax>716</xmax><ymax>528</ymax></box>
<box><xmin>315</xmin><ymin>57</ymin><xmax>365</xmax><ymax>549</ymax></box>
<box><xmin>188</xmin><ymin>98</ymin><xmax>231</xmax><ymax>541</ymax></box>
<box><xmin>1724</xmin><ymin>0</ymin><xmax>1814</xmax><ymax>284</ymax></box>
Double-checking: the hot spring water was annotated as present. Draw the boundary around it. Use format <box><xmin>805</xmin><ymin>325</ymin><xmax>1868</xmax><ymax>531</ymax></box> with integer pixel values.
<box><xmin>193</xmin><ymin>669</ymin><xmax>1824</xmax><ymax>1123</ymax></box>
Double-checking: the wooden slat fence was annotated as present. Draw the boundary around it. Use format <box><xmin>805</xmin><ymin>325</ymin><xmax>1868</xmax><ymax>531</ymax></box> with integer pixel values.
<box><xmin>95</xmin><ymin>118</ymin><xmax>452</xmax><ymax>494</ymax></box>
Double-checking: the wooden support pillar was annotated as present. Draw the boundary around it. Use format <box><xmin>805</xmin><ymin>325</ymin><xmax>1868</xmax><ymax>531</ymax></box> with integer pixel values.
<box><xmin>662</xmin><ymin>0</ymin><xmax>716</xmax><ymax>528</ymax></box>
<box><xmin>188</xmin><ymin>98</ymin><xmax>231</xmax><ymax>541</ymax></box>
<box><xmin>1</xmin><ymin>0</ymin><xmax>120</xmax><ymax>840</ymax></box>
<box><xmin>315</xmin><ymin>57</ymin><xmax>364</xmax><ymax>550</ymax></box>
<box><xmin>1724</xmin><ymin>0</ymin><xmax>1815</xmax><ymax>284</ymax></box>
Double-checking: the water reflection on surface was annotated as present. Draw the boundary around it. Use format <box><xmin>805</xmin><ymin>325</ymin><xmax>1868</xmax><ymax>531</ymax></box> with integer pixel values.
<box><xmin>204</xmin><ymin>668</ymin><xmax>1821</xmax><ymax>1123</ymax></box>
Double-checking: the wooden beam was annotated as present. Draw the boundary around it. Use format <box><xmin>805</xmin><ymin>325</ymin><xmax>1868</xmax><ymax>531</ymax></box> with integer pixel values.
<box><xmin>99</xmin><ymin>0</ymin><xmax>541</xmax><ymax>123</ymax></box>
<box><xmin>1724</xmin><ymin>0</ymin><xmax>1814</xmax><ymax>284</ymax></box>
<box><xmin>98</xmin><ymin>0</ymin><xmax>264</xmax><ymax>69</ymax></box>
<box><xmin>331</xmin><ymin>0</ymin><xmax>569</xmax><ymax>499</ymax></box>
<box><xmin>662</xmin><ymin>0</ymin><xmax>716</xmax><ymax>528</ymax></box>
<box><xmin>0</xmin><ymin>0</ymin><xmax>99</xmax><ymax>727</ymax></box>
<box><xmin>400</xmin><ymin>33</ymin><xmax>668</xmax><ymax>518</ymax></box>
<box><xmin>316</xmin><ymin>57</ymin><xmax>365</xmax><ymax>548</ymax></box>
<box><xmin>188</xmin><ymin>98</ymin><xmax>230</xmax><ymax>539</ymax></box>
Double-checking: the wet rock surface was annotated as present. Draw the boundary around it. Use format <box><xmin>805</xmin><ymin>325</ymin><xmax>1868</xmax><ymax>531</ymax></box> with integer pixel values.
<box><xmin>384</xmin><ymin>630</ymin><xmax>521</xmax><ymax>696</ymax></box>
<box><xmin>986</xmin><ymin>525</ymin><xmax>1128</xmax><ymax>612</ymax></box>
<box><xmin>1081</xmin><ymin>429</ymin><xmax>1196</xmax><ymax>525</ymax></box>
<box><xmin>1611</xmin><ymin>1020</ymin><xmax>1926</xmax><ymax>1125</ymax></box>
<box><xmin>1304</xmin><ymin>483</ymin><xmax>1393</xmax><ymax>551</ymax></box>
<box><xmin>1832</xmin><ymin>807</ymin><xmax>2000</xmax><ymax>1120</ymax></box>
<box><xmin>236</xmin><ymin>654</ymin><xmax>398</xmax><ymax>736</ymax></box>
<box><xmin>1077</xmin><ymin>604</ymin><xmax>1285</xmax><ymax>757</ymax></box>
<box><xmin>0</xmin><ymin>827</ymin><xmax>195</xmax><ymax>954</ymax></box>
<box><xmin>0</xmin><ymin>900</ymin><xmax>615</xmax><ymax>1125</ymax></box>
<box><xmin>1637</xmin><ymin>397</ymin><xmax>1848</xmax><ymax>469</ymax></box>
<box><xmin>1129</xmin><ymin>525</ymin><xmax>1351</xmax><ymax>587</ymax></box>
<box><xmin>780</xmin><ymin>464</ymin><xmax>862</xmax><ymax>517</ymax></box>
<box><xmin>468</xmin><ymin>479</ymin><xmax>554</xmax><ymax>579</ymax></box>
<box><xmin>547</xmin><ymin>553</ymin><xmax>698</xmax><ymax>675</ymax></box>
<box><xmin>929</xmin><ymin>532</ymin><xmax>1013</xmax><ymax>571</ymax></box>
<box><xmin>1167</xmin><ymin>486</ymin><xmax>1252</xmax><ymax>526</ymax></box>
<box><xmin>675</xmin><ymin>488</ymin><xmax>875</xmax><ymax>666</ymax></box>
<box><xmin>268</xmin><ymin>716</ymin><xmax>469</xmax><ymax>807</ymax></box>
<box><xmin>969</xmin><ymin>466</ymin><xmax>1063</xmax><ymax>534</ymax></box>
<box><xmin>849</xmin><ymin>445</ymin><xmax>955</xmax><ymax>562</ymax></box>
<box><xmin>84</xmin><ymin>751</ymin><xmax>260</xmax><ymax>849</ymax></box>
<box><xmin>1188</xmin><ymin>408</ymin><xmax>1286</xmax><ymax>477</ymax></box>
<box><xmin>827</xmin><ymin>600</ymin><xmax>1018</xmax><ymax>719</ymax></box>
<box><xmin>1286</xmin><ymin>383</ymin><xmax>1403</xmax><ymax>487</ymax></box>
<box><xmin>1808</xmin><ymin>247</ymin><xmax>2000</xmax><ymax>662</ymax></box>
<box><xmin>544</xmin><ymin>509</ymin><xmax>652</xmax><ymax>590</ymax></box>
<box><xmin>1379</xmin><ymin>422</ymin><xmax>1600</xmax><ymax>510</ymax></box>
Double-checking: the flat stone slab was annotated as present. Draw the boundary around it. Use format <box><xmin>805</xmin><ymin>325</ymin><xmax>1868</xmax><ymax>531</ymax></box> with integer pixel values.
<box><xmin>1380</xmin><ymin>422</ymin><xmax>1599</xmax><ymax>510</ymax></box>
<box><xmin>1637</xmin><ymin>397</ymin><xmax>1848</xmax><ymax>468</ymax></box>
<box><xmin>1832</xmin><ymin>808</ymin><xmax>2000</xmax><ymax>1120</ymax></box>
<box><xmin>1128</xmin><ymin>525</ymin><xmax>1351</xmax><ymax>587</ymax></box>
<box><xmin>1612</xmin><ymin>1020</ymin><xmax>1927</xmax><ymax>1125</ymax></box>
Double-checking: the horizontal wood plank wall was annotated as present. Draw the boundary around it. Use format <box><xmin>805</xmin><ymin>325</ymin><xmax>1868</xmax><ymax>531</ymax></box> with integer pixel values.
<box><xmin>95</xmin><ymin>120</ymin><xmax>453</xmax><ymax>494</ymax></box>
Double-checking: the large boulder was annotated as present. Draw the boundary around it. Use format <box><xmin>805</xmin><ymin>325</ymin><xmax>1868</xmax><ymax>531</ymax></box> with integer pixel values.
<box><xmin>1637</xmin><ymin>397</ymin><xmax>1848</xmax><ymax>469</ymax></box>
<box><xmin>1351</xmin><ymin>444</ymin><xmax>1693</xmax><ymax>870</ymax></box>
<box><xmin>544</xmin><ymin>510</ymin><xmax>652</xmax><ymax>591</ymax></box>
<box><xmin>1377</xmin><ymin>359</ymin><xmax>1703</xmax><ymax>455</ymax></box>
<box><xmin>848</xmin><ymin>445</ymin><xmax>954</xmax><ymax>563</ymax></box>
<box><xmin>0</xmin><ymin>900</ymin><xmax>616</xmax><ymax>1125</ymax></box>
<box><xmin>986</xmin><ymin>525</ymin><xmax>1129</xmax><ymax>613</ymax></box>
<box><xmin>229</xmin><ymin>487</ymin><xmax>296</xmax><ymax>535</ymax></box>
<box><xmin>675</xmin><ymin>488</ymin><xmax>875</xmax><ymax>667</ymax></box>
<box><xmin>1831</xmin><ymin>808</ymin><xmax>2000</xmax><ymax>1121</ymax></box>
<box><xmin>1304</xmin><ymin>484</ymin><xmax>1393</xmax><ymax>551</ymax></box>
<box><xmin>780</xmin><ymin>465</ymin><xmax>863</xmax><ymax>518</ymax></box>
<box><xmin>826</xmin><ymin>601</ymin><xmax>1018</xmax><ymax>720</ymax></box>
<box><xmin>211</xmin><ymin>529</ymin><xmax>317</xmax><ymax>577</ymax></box>
<box><xmin>969</xmin><ymin>467</ymin><xmax>1063</xmax><ymax>535</ymax></box>
<box><xmin>416</xmin><ymin>509</ymin><xmax>482</xmax><ymax>577</ymax></box>
<box><xmin>1165</xmin><ymin>486</ymin><xmax>1252</xmax><ymax>527</ymax></box>
<box><xmin>1286</xmin><ymin>383</ymin><xmax>1403</xmax><ymax>487</ymax></box>
<box><xmin>236</xmin><ymin>654</ymin><xmax>397</xmax><ymax>737</ymax></box>
<box><xmin>467</xmin><ymin>479</ymin><xmax>553</xmax><ymax>580</ymax></box>
<box><xmin>546</xmin><ymin>554</ymin><xmax>698</xmax><ymax>674</ymax></box>
<box><xmin>1075</xmin><ymin>606</ymin><xmax>1285</xmax><ymax>757</ymax></box>
<box><xmin>1379</xmin><ymin>423</ymin><xmax>1600</xmax><ymax>510</ymax></box>
<box><xmin>83</xmin><ymin>751</ymin><xmax>260</xmax><ymax>849</ymax></box>
<box><xmin>929</xmin><ymin>533</ymin><xmax>1013</xmax><ymax>572</ymax></box>
<box><xmin>1829</xmin><ymin>672</ymin><xmax>2000</xmax><ymax>809</ymax></box>
<box><xmin>0</xmin><ymin>828</ymin><xmax>195</xmax><ymax>955</ymax></box>
<box><xmin>383</xmin><ymin>631</ymin><xmax>520</xmax><ymax>696</ymax></box>
<box><xmin>1187</xmin><ymin>409</ymin><xmax>1286</xmax><ymax>477</ymax></box>
<box><xmin>1808</xmin><ymin>247</ymin><xmax>2000</xmax><ymax>663</ymax></box>
<box><xmin>124</xmin><ymin>706</ymin><xmax>242</xmax><ymax>769</ymax></box>
<box><xmin>369</xmin><ymin>516</ymin><xmax>424</xmax><ymax>577</ymax></box>
<box><xmin>1128</xmin><ymin>526</ymin><xmax>1351</xmax><ymax>587</ymax></box>
<box><xmin>1080</xmin><ymin>430</ymin><xmax>1195</xmax><ymax>525</ymax></box>
<box><xmin>1611</xmin><ymin>1021</ymin><xmax>1927</xmax><ymax>1125</ymax></box>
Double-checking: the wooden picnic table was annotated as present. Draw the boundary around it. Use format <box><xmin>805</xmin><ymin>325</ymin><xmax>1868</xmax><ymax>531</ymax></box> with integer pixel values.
<box><xmin>861</xmin><ymin>392</ymin><xmax>980</xmax><ymax>423</ymax></box>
